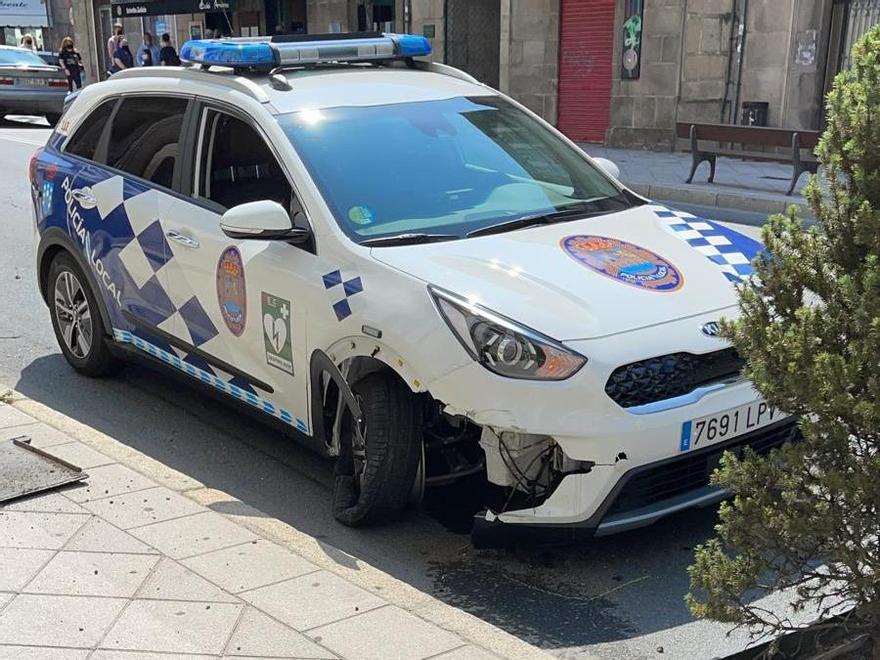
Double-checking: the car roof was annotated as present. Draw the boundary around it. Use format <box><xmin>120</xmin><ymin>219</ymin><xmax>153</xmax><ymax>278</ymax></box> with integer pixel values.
<box><xmin>112</xmin><ymin>61</ymin><xmax>495</xmax><ymax>114</ymax></box>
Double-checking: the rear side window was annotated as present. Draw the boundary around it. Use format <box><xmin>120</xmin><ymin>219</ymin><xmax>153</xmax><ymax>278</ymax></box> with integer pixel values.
<box><xmin>65</xmin><ymin>99</ymin><xmax>116</xmax><ymax>160</ymax></box>
<box><xmin>106</xmin><ymin>96</ymin><xmax>188</xmax><ymax>189</ymax></box>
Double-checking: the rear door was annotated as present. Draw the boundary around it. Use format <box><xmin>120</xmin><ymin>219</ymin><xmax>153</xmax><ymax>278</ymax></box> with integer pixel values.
<box><xmin>62</xmin><ymin>94</ymin><xmax>191</xmax><ymax>349</ymax></box>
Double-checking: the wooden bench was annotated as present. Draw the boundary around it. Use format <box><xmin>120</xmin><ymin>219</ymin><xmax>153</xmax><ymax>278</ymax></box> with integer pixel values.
<box><xmin>675</xmin><ymin>122</ymin><xmax>820</xmax><ymax>196</ymax></box>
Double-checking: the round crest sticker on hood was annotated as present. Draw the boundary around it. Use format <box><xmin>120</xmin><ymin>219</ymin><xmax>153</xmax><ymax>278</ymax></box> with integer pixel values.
<box><xmin>561</xmin><ymin>235</ymin><xmax>683</xmax><ymax>292</ymax></box>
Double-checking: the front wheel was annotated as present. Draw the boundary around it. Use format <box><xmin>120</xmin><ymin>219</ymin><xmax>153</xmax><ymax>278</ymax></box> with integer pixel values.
<box><xmin>48</xmin><ymin>252</ymin><xmax>120</xmax><ymax>377</ymax></box>
<box><xmin>333</xmin><ymin>372</ymin><xmax>422</xmax><ymax>527</ymax></box>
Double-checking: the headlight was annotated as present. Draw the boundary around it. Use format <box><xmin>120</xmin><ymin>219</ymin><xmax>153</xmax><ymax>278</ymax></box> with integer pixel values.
<box><xmin>430</xmin><ymin>287</ymin><xmax>587</xmax><ymax>381</ymax></box>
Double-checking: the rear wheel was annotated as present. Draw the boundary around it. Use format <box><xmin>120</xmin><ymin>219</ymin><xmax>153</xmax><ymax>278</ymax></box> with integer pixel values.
<box><xmin>48</xmin><ymin>252</ymin><xmax>120</xmax><ymax>377</ymax></box>
<box><xmin>333</xmin><ymin>372</ymin><xmax>422</xmax><ymax>527</ymax></box>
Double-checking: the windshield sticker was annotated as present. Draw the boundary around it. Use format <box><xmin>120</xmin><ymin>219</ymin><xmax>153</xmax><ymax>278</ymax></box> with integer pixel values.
<box><xmin>216</xmin><ymin>246</ymin><xmax>246</xmax><ymax>336</ymax></box>
<box><xmin>262</xmin><ymin>292</ymin><xmax>294</xmax><ymax>375</ymax></box>
<box><xmin>348</xmin><ymin>206</ymin><xmax>374</xmax><ymax>226</ymax></box>
<box><xmin>562</xmin><ymin>235</ymin><xmax>683</xmax><ymax>292</ymax></box>
<box><xmin>322</xmin><ymin>269</ymin><xmax>363</xmax><ymax>321</ymax></box>
<box><xmin>653</xmin><ymin>208</ymin><xmax>761</xmax><ymax>283</ymax></box>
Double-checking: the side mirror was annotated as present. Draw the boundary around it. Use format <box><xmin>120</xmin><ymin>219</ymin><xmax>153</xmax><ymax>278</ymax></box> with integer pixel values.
<box><xmin>220</xmin><ymin>200</ymin><xmax>311</xmax><ymax>244</ymax></box>
<box><xmin>592</xmin><ymin>157</ymin><xmax>621</xmax><ymax>180</ymax></box>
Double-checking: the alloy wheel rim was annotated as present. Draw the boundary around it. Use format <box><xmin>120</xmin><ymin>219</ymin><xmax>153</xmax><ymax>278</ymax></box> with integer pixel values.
<box><xmin>54</xmin><ymin>270</ymin><xmax>92</xmax><ymax>359</ymax></box>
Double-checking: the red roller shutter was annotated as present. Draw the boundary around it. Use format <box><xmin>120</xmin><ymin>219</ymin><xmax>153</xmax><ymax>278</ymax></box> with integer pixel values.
<box><xmin>557</xmin><ymin>0</ymin><xmax>615</xmax><ymax>143</ymax></box>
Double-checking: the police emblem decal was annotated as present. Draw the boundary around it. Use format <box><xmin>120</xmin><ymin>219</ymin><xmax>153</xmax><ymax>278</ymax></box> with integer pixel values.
<box><xmin>561</xmin><ymin>235</ymin><xmax>683</xmax><ymax>292</ymax></box>
<box><xmin>216</xmin><ymin>246</ymin><xmax>247</xmax><ymax>336</ymax></box>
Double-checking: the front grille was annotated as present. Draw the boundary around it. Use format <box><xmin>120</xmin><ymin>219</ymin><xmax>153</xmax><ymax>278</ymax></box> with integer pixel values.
<box><xmin>605</xmin><ymin>348</ymin><xmax>744</xmax><ymax>409</ymax></box>
<box><xmin>605</xmin><ymin>419</ymin><xmax>798</xmax><ymax>517</ymax></box>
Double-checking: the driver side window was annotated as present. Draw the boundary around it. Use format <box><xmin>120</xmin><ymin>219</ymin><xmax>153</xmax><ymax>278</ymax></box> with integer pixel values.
<box><xmin>195</xmin><ymin>109</ymin><xmax>293</xmax><ymax>212</ymax></box>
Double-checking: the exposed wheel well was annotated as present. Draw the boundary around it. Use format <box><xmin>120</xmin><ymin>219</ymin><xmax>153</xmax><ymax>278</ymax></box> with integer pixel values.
<box><xmin>313</xmin><ymin>353</ymin><xmax>485</xmax><ymax>501</ymax></box>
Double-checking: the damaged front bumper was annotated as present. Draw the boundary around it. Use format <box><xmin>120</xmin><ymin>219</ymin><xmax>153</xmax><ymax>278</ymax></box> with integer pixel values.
<box><xmin>471</xmin><ymin>417</ymin><xmax>799</xmax><ymax>547</ymax></box>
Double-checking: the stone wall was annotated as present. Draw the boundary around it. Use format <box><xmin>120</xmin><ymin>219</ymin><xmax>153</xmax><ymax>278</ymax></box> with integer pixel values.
<box><xmin>505</xmin><ymin>0</ymin><xmax>560</xmax><ymax>124</ymax></box>
<box><xmin>607</xmin><ymin>0</ymin><xmax>832</xmax><ymax>149</ymax></box>
<box><xmin>409</xmin><ymin>0</ymin><xmax>445</xmax><ymax>61</ymax></box>
<box><xmin>607</xmin><ymin>0</ymin><xmax>685</xmax><ymax>148</ymax></box>
<box><xmin>678</xmin><ymin>0</ymin><xmax>734</xmax><ymax>124</ymax></box>
<box><xmin>306</xmin><ymin>0</ymin><xmax>356</xmax><ymax>33</ymax></box>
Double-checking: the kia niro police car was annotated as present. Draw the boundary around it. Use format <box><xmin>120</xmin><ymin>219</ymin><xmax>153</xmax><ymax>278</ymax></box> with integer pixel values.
<box><xmin>29</xmin><ymin>32</ymin><xmax>795</xmax><ymax>542</ymax></box>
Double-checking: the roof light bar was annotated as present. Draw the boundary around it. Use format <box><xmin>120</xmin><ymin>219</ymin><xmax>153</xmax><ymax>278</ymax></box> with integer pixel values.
<box><xmin>179</xmin><ymin>33</ymin><xmax>431</xmax><ymax>72</ymax></box>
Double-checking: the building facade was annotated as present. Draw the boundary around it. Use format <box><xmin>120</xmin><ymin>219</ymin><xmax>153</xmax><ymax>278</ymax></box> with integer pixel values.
<box><xmin>49</xmin><ymin>0</ymin><xmax>880</xmax><ymax>150</ymax></box>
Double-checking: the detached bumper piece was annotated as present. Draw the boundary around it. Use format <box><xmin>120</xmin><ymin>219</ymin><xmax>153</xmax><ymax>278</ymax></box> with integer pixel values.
<box><xmin>472</xmin><ymin>418</ymin><xmax>799</xmax><ymax>548</ymax></box>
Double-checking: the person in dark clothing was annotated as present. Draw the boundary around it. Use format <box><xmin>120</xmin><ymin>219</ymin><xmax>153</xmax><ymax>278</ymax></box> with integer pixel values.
<box><xmin>112</xmin><ymin>39</ymin><xmax>134</xmax><ymax>73</ymax></box>
<box><xmin>159</xmin><ymin>33</ymin><xmax>180</xmax><ymax>66</ymax></box>
<box><xmin>58</xmin><ymin>37</ymin><xmax>83</xmax><ymax>92</ymax></box>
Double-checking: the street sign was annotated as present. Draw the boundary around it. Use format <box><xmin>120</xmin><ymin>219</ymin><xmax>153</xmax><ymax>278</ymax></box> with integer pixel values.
<box><xmin>111</xmin><ymin>0</ymin><xmax>233</xmax><ymax>18</ymax></box>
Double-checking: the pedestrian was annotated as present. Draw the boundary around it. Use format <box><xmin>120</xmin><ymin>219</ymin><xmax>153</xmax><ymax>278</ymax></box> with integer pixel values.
<box><xmin>107</xmin><ymin>23</ymin><xmax>124</xmax><ymax>73</ymax></box>
<box><xmin>159</xmin><ymin>33</ymin><xmax>180</xmax><ymax>66</ymax></box>
<box><xmin>137</xmin><ymin>32</ymin><xmax>160</xmax><ymax>66</ymax></box>
<box><xmin>112</xmin><ymin>38</ymin><xmax>133</xmax><ymax>73</ymax></box>
<box><xmin>58</xmin><ymin>37</ymin><xmax>83</xmax><ymax>92</ymax></box>
<box><xmin>20</xmin><ymin>34</ymin><xmax>38</xmax><ymax>51</ymax></box>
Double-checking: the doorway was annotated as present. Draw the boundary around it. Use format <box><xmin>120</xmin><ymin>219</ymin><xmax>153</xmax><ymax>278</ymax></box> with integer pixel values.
<box><xmin>444</xmin><ymin>0</ymin><xmax>500</xmax><ymax>88</ymax></box>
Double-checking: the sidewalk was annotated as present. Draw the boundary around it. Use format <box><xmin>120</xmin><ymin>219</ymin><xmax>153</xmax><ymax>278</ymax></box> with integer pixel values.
<box><xmin>0</xmin><ymin>397</ymin><xmax>540</xmax><ymax>660</ymax></box>
<box><xmin>580</xmin><ymin>145</ymin><xmax>814</xmax><ymax>218</ymax></box>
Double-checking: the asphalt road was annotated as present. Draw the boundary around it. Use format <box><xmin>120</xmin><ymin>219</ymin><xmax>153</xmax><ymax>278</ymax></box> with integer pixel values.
<box><xmin>0</xmin><ymin>117</ymin><xmax>773</xmax><ymax>660</ymax></box>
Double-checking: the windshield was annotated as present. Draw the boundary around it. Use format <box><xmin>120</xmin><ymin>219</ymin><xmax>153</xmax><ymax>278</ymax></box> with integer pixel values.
<box><xmin>279</xmin><ymin>96</ymin><xmax>632</xmax><ymax>243</ymax></box>
<box><xmin>0</xmin><ymin>49</ymin><xmax>49</xmax><ymax>66</ymax></box>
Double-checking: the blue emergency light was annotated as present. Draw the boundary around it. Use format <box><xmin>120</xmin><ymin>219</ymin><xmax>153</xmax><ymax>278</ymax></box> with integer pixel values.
<box><xmin>179</xmin><ymin>32</ymin><xmax>431</xmax><ymax>72</ymax></box>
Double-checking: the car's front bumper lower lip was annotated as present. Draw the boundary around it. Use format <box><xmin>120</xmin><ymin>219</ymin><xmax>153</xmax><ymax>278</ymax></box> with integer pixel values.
<box><xmin>471</xmin><ymin>417</ymin><xmax>799</xmax><ymax>546</ymax></box>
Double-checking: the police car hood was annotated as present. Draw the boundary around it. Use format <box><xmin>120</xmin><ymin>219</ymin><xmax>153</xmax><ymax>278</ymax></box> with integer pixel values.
<box><xmin>370</xmin><ymin>204</ymin><xmax>761</xmax><ymax>341</ymax></box>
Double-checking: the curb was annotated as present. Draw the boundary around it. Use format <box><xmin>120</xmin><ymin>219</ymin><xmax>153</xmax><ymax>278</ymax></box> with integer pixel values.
<box><xmin>0</xmin><ymin>388</ymin><xmax>564</xmax><ymax>660</ymax></box>
<box><xmin>625</xmin><ymin>181</ymin><xmax>813</xmax><ymax>218</ymax></box>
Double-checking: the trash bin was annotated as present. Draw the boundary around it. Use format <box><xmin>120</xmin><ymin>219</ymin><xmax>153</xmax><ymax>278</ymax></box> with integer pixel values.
<box><xmin>741</xmin><ymin>101</ymin><xmax>769</xmax><ymax>126</ymax></box>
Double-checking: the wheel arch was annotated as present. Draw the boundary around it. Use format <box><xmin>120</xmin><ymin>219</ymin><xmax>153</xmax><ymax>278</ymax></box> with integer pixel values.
<box><xmin>37</xmin><ymin>228</ymin><xmax>114</xmax><ymax>337</ymax></box>
<box><xmin>308</xmin><ymin>339</ymin><xmax>430</xmax><ymax>452</ymax></box>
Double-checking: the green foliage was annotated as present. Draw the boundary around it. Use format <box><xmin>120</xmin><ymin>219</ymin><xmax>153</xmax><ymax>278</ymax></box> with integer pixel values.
<box><xmin>686</xmin><ymin>26</ymin><xmax>880</xmax><ymax>643</ymax></box>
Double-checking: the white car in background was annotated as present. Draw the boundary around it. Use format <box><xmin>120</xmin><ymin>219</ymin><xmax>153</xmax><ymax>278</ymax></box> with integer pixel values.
<box><xmin>30</xmin><ymin>33</ymin><xmax>795</xmax><ymax>545</ymax></box>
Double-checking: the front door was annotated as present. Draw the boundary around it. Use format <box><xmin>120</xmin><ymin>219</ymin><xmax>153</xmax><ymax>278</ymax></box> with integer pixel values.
<box><xmin>162</xmin><ymin>105</ymin><xmax>315</xmax><ymax>434</ymax></box>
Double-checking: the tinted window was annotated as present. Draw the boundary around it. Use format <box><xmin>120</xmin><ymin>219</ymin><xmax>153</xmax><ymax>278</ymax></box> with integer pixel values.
<box><xmin>106</xmin><ymin>96</ymin><xmax>188</xmax><ymax>188</ymax></box>
<box><xmin>65</xmin><ymin>99</ymin><xmax>116</xmax><ymax>161</ymax></box>
<box><xmin>196</xmin><ymin>110</ymin><xmax>291</xmax><ymax>211</ymax></box>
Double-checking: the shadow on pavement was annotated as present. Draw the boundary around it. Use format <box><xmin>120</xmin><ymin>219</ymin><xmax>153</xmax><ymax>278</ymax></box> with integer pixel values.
<box><xmin>14</xmin><ymin>353</ymin><xmax>721</xmax><ymax>654</ymax></box>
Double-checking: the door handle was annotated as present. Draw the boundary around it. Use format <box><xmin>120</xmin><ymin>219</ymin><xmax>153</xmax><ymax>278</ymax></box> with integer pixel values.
<box><xmin>70</xmin><ymin>187</ymin><xmax>97</xmax><ymax>209</ymax></box>
<box><xmin>166</xmin><ymin>229</ymin><xmax>200</xmax><ymax>249</ymax></box>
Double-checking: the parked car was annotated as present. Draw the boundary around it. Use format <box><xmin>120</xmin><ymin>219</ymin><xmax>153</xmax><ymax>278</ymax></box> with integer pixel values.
<box><xmin>0</xmin><ymin>45</ymin><xmax>68</xmax><ymax>125</ymax></box>
<box><xmin>28</xmin><ymin>33</ymin><xmax>797</xmax><ymax>544</ymax></box>
<box><xmin>36</xmin><ymin>50</ymin><xmax>60</xmax><ymax>67</ymax></box>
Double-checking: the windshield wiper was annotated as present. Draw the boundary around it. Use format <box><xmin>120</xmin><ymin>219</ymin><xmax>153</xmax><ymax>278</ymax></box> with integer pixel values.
<box><xmin>466</xmin><ymin>207</ymin><xmax>606</xmax><ymax>238</ymax></box>
<box><xmin>360</xmin><ymin>232</ymin><xmax>460</xmax><ymax>247</ymax></box>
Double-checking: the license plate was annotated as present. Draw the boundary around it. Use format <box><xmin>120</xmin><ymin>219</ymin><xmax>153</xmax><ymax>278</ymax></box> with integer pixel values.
<box><xmin>680</xmin><ymin>400</ymin><xmax>782</xmax><ymax>452</ymax></box>
<box><xmin>19</xmin><ymin>77</ymin><xmax>47</xmax><ymax>86</ymax></box>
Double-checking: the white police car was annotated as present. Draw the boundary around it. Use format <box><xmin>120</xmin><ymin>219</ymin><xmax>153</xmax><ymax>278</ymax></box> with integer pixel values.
<box><xmin>29</xmin><ymin>32</ymin><xmax>794</xmax><ymax>541</ymax></box>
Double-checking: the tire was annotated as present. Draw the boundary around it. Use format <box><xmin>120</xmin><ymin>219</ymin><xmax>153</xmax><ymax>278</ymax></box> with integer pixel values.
<box><xmin>48</xmin><ymin>252</ymin><xmax>120</xmax><ymax>377</ymax></box>
<box><xmin>46</xmin><ymin>113</ymin><xmax>62</xmax><ymax>127</ymax></box>
<box><xmin>333</xmin><ymin>372</ymin><xmax>422</xmax><ymax>527</ymax></box>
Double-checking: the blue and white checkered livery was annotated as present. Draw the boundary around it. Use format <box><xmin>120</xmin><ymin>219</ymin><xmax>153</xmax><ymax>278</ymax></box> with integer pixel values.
<box><xmin>322</xmin><ymin>269</ymin><xmax>364</xmax><ymax>321</ymax></box>
<box><xmin>653</xmin><ymin>207</ymin><xmax>763</xmax><ymax>283</ymax></box>
<box><xmin>113</xmin><ymin>329</ymin><xmax>309</xmax><ymax>434</ymax></box>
